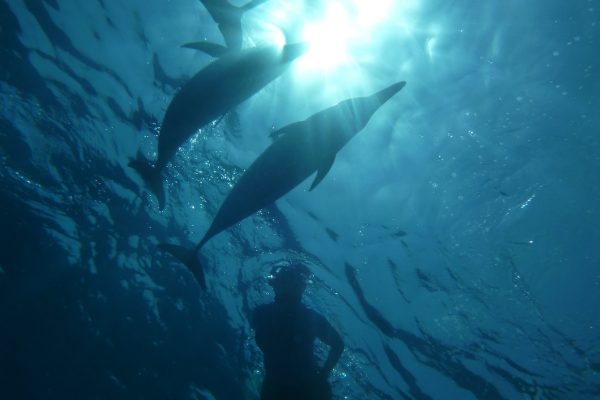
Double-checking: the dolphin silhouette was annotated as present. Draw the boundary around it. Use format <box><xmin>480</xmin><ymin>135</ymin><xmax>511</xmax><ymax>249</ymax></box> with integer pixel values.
<box><xmin>188</xmin><ymin>0</ymin><xmax>270</xmax><ymax>56</ymax></box>
<box><xmin>129</xmin><ymin>42</ymin><xmax>308</xmax><ymax>209</ymax></box>
<box><xmin>159</xmin><ymin>81</ymin><xmax>406</xmax><ymax>290</ymax></box>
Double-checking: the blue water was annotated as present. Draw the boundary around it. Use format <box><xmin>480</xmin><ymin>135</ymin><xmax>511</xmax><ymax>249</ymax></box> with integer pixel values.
<box><xmin>1</xmin><ymin>0</ymin><xmax>599</xmax><ymax>399</ymax></box>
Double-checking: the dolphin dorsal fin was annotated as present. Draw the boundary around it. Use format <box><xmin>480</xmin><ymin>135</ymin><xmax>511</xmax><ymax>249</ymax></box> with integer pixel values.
<box><xmin>181</xmin><ymin>41</ymin><xmax>229</xmax><ymax>58</ymax></box>
<box><xmin>310</xmin><ymin>155</ymin><xmax>336</xmax><ymax>191</ymax></box>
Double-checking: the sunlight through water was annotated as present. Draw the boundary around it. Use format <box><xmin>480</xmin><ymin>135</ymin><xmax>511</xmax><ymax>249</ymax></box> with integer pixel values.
<box><xmin>249</xmin><ymin>0</ymin><xmax>420</xmax><ymax>79</ymax></box>
<box><xmin>299</xmin><ymin>3</ymin><xmax>355</xmax><ymax>72</ymax></box>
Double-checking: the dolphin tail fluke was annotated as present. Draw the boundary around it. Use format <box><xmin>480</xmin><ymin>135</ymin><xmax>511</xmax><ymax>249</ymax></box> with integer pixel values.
<box><xmin>128</xmin><ymin>153</ymin><xmax>166</xmax><ymax>210</ymax></box>
<box><xmin>181</xmin><ymin>41</ymin><xmax>229</xmax><ymax>58</ymax></box>
<box><xmin>241</xmin><ymin>0</ymin><xmax>269</xmax><ymax>12</ymax></box>
<box><xmin>374</xmin><ymin>81</ymin><xmax>407</xmax><ymax>104</ymax></box>
<box><xmin>158</xmin><ymin>243</ymin><xmax>207</xmax><ymax>290</ymax></box>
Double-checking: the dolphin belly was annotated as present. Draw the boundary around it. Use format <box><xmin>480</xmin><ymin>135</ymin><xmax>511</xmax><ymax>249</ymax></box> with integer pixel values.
<box><xmin>203</xmin><ymin>133</ymin><xmax>317</xmax><ymax>243</ymax></box>
<box><xmin>199</xmin><ymin>80</ymin><xmax>407</xmax><ymax>245</ymax></box>
<box><xmin>156</xmin><ymin>44</ymin><xmax>307</xmax><ymax>171</ymax></box>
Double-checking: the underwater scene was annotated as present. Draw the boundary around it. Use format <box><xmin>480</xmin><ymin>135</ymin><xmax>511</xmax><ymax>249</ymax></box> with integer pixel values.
<box><xmin>1</xmin><ymin>0</ymin><xmax>599</xmax><ymax>399</ymax></box>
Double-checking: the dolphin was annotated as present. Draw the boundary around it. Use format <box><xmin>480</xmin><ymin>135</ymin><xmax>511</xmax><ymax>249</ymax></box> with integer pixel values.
<box><xmin>188</xmin><ymin>0</ymin><xmax>270</xmax><ymax>56</ymax></box>
<box><xmin>159</xmin><ymin>81</ymin><xmax>406</xmax><ymax>290</ymax></box>
<box><xmin>129</xmin><ymin>42</ymin><xmax>308</xmax><ymax>209</ymax></box>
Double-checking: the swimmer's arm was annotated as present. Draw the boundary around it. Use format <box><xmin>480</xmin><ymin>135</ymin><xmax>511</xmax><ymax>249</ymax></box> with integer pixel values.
<box><xmin>317</xmin><ymin>317</ymin><xmax>344</xmax><ymax>378</ymax></box>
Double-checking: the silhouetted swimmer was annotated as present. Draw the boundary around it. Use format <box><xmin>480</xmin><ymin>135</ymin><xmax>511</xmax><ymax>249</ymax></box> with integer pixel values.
<box><xmin>251</xmin><ymin>263</ymin><xmax>344</xmax><ymax>400</ymax></box>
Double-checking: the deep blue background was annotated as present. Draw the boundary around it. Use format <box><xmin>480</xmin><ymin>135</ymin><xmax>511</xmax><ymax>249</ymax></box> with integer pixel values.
<box><xmin>1</xmin><ymin>0</ymin><xmax>599</xmax><ymax>399</ymax></box>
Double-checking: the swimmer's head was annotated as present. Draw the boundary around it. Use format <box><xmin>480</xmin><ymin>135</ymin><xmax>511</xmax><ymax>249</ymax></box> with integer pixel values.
<box><xmin>269</xmin><ymin>262</ymin><xmax>310</xmax><ymax>304</ymax></box>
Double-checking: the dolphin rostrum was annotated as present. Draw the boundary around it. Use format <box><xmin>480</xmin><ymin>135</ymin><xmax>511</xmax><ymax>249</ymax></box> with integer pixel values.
<box><xmin>185</xmin><ymin>0</ymin><xmax>270</xmax><ymax>57</ymax></box>
<box><xmin>129</xmin><ymin>42</ymin><xmax>308</xmax><ymax>209</ymax></box>
<box><xmin>159</xmin><ymin>81</ymin><xmax>406</xmax><ymax>290</ymax></box>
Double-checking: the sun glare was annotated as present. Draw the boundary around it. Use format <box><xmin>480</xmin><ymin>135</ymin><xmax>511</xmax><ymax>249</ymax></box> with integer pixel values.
<box><xmin>294</xmin><ymin>0</ymin><xmax>401</xmax><ymax>74</ymax></box>
<box><xmin>299</xmin><ymin>3</ymin><xmax>354</xmax><ymax>72</ymax></box>
<box><xmin>245</xmin><ymin>0</ymin><xmax>422</xmax><ymax>92</ymax></box>
<box><xmin>353</xmin><ymin>0</ymin><xmax>393</xmax><ymax>28</ymax></box>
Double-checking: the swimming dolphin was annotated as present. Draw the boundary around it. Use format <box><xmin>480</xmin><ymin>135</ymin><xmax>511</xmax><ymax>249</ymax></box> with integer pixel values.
<box><xmin>129</xmin><ymin>42</ymin><xmax>308</xmax><ymax>209</ymax></box>
<box><xmin>188</xmin><ymin>0</ymin><xmax>270</xmax><ymax>56</ymax></box>
<box><xmin>159</xmin><ymin>81</ymin><xmax>406</xmax><ymax>289</ymax></box>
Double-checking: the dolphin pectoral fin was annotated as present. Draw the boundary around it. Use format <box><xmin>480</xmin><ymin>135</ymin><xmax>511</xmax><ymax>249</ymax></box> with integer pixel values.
<box><xmin>181</xmin><ymin>41</ymin><xmax>229</xmax><ymax>58</ymax></box>
<box><xmin>310</xmin><ymin>155</ymin><xmax>336</xmax><ymax>191</ymax></box>
<box><xmin>158</xmin><ymin>243</ymin><xmax>207</xmax><ymax>290</ymax></box>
